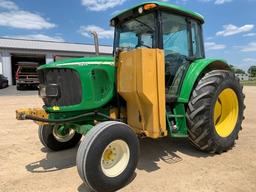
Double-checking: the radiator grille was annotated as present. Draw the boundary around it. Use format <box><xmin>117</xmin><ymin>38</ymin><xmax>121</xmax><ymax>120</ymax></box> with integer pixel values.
<box><xmin>38</xmin><ymin>68</ymin><xmax>82</xmax><ymax>107</ymax></box>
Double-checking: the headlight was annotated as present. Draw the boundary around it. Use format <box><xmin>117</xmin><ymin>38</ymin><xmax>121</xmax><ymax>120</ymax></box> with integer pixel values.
<box><xmin>39</xmin><ymin>85</ymin><xmax>46</xmax><ymax>98</ymax></box>
<box><xmin>138</xmin><ymin>6</ymin><xmax>143</xmax><ymax>14</ymax></box>
<box><xmin>39</xmin><ymin>84</ymin><xmax>60</xmax><ymax>98</ymax></box>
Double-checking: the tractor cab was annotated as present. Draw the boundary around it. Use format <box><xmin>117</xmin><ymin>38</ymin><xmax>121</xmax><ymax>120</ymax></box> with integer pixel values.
<box><xmin>111</xmin><ymin>2</ymin><xmax>205</xmax><ymax>100</ymax></box>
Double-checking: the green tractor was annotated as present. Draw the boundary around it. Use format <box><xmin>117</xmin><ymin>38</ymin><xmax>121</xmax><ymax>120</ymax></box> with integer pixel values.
<box><xmin>16</xmin><ymin>1</ymin><xmax>245</xmax><ymax>192</ymax></box>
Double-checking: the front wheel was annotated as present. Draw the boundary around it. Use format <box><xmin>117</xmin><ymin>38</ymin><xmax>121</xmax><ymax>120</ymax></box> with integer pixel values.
<box><xmin>16</xmin><ymin>84</ymin><xmax>23</xmax><ymax>90</ymax></box>
<box><xmin>38</xmin><ymin>125</ymin><xmax>82</xmax><ymax>151</ymax></box>
<box><xmin>76</xmin><ymin>121</ymin><xmax>140</xmax><ymax>192</ymax></box>
<box><xmin>186</xmin><ymin>70</ymin><xmax>245</xmax><ymax>153</ymax></box>
<box><xmin>0</xmin><ymin>82</ymin><xmax>8</xmax><ymax>88</ymax></box>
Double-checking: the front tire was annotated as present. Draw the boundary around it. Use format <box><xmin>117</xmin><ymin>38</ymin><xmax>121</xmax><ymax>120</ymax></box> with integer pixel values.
<box><xmin>0</xmin><ymin>82</ymin><xmax>8</xmax><ymax>88</ymax></box>
<box><xmin>38</xmin><ymin>125</ymin><xmax>82</xmax><ymax>151</ymax></box>
<box><xmin>16</xmin><ymin>84</ymin><xmax>23</xmax><ymax>90</ymax></box>
<box><xmin>186</xmin><ymin>70</ymin><xmax>245</xmax><ymax>153</ymax></box>
<box><xmin>76</xmin><ymin>121</ymin><xmax>139</xmax><ymax>192</ymax></box>
<box><xmin>3</xmin><ymin>82</ymin><xmax>8</xmax><ymax>88</ymax></box>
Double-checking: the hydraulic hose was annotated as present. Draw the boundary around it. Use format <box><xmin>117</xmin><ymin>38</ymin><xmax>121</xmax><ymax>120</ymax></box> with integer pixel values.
<box><xmin>21</xmin><ymin>111</ymin><xmax>120</xmax><ymax>124</ymax></box>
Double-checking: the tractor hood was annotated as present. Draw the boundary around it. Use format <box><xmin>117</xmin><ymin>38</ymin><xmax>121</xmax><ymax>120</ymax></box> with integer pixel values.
<box><xmin>37</xmin><ymin>56</ymin><xmax>116</xmax><ymax>113</ymax></box>
<box><xmin>38</xmin><ymin>56</ymin><xmax>114</xmax><ymax>70</ymax></box>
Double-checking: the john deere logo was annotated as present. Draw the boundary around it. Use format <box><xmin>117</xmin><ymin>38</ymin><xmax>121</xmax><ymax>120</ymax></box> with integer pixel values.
<box><xmin>52</xmin><ymin>106</ymin><xmax>60</xmax><ymax>111</ymax></box>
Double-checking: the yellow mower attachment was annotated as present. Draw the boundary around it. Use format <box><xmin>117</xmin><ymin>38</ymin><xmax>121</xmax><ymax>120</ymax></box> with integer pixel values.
<box><xmin>117</xmin><ymin>48</ymin><xmax>167</xmax><ymax>138</ymax></box>
<box><xmin>16</xmin><ymin>108</ymin><xmax>49</xmax><ymax>125</ymax></box>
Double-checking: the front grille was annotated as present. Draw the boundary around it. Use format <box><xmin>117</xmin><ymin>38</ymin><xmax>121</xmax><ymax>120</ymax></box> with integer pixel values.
<box><xmin>38</xmin><ymin>68</ymin><xmax>82</xmax><ymax>107</ymax></box>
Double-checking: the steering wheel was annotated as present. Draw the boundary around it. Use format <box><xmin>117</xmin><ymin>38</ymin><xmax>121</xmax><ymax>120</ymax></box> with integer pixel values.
<box><xmin>165</xmin><ymin>51</ymin><xmax>187</xmax><ymax>62</ymax></box>
<box><xmin>136</xmin><ymin>44</ymin><xmax>151</xmax><ymax>48</ymax></box>
<box><xmin>165</xmin><ymin>51</ymin><xmax>187</xmax><ymax>76</ymax></box>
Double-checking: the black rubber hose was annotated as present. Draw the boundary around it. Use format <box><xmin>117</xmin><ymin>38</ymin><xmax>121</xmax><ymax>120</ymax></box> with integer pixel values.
<box><xmin>23</xmin><ymin>111</ymin><xmax>119</xmax><ymax>124</ymax></box>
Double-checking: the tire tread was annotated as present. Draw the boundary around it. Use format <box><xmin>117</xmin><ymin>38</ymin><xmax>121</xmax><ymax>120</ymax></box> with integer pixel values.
<box><xmin>186</xmin><ymin>70</ymin><xmax>245</xmax><ymax>153</ymax></box>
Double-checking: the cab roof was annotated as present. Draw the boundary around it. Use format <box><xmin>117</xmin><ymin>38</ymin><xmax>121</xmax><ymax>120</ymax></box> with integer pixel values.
<box><xmin>111</xmin><ymin>1</ymin><xmax>204</xmax><ymax>24</ymax></box>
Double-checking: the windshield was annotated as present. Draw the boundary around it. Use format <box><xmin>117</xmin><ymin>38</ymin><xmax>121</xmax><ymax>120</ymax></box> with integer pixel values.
<box><xmin>19</xmin><ymin>67</ymin><xmax>37</xmax><ymax>73</ymax></box>
<box><xmin>117</xmin><ymin>13</ymin><xmax>155</xmax><ymax>50</ymax></box>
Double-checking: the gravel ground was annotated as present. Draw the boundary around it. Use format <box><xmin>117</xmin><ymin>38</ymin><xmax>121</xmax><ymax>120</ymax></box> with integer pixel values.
<box><xmin>0</xmin><ymin>86</ymin><xmax>255</xmax><ymax>192</ymax></box>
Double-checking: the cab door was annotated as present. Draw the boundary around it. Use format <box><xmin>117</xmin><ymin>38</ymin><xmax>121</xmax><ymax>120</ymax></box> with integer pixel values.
<box><xmin>161</xmin><ymin>12</ymin><xmax>204</xmax><ymax>101</ymax></box>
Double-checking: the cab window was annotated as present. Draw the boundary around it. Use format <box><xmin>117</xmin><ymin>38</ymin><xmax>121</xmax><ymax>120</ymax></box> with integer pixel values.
<box><xmin>118</xmin><ymin>13</ymin><xmax>155</xmax><ymax>49</ymax></box>
<box><xmin>162</xmin><ymin>12</ymin><xmax>189</xmax><ymax>58</ymax></box>
<box><xmin>191</xmin><ymin>21</ymin><xmax>204</xmax><ymax>58</ymax></box>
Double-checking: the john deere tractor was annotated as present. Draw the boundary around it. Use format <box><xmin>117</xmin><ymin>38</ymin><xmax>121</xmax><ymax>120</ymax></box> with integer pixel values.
<box><xmin>16</xmin><ymin>1</ymin><xmax>245</xmax><ymax>192</ymax></box>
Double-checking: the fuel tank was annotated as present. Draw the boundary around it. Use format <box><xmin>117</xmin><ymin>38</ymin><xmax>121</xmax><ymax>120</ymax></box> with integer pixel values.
<box><xmin>117</xmin><ymin>48</ymin><xmax>167</xmax><ymax>138</ymax></box>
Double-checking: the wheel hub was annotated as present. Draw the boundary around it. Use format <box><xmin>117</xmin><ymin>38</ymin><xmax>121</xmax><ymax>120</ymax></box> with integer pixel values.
<box><xmin>214</xmin><ymin>88</ymin><xmax>239</xmax><ymax>137</ymax></box>
<box><xmin>52</xmin><ymin>126</ymin><xmax>76</xmax><ymax>142</ymax></box>
<box><xmin>101</xmin><ymin>140</ymin><xmax>130</xmax><ymax>178</ymax></box>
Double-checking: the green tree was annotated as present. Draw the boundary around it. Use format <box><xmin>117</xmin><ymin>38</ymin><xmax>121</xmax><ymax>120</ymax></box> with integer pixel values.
<box><xmin>229</xmin><ymin>65</ymin><xmax>245</xmax><ymax>74</ymax></box>
<box><xmin>248</xmin><ymin>66</ymin><xmax>256</xmax><ymax>77</ymax></box>
<box><xmin>229</xmin><ymin>65</ymin><xmax>235</xmax><ymax>73</ymax></box>
<box><xmin>235</xmin><ymin>68</ymin><xmax>245</xmax><ymax>74</ymax></box>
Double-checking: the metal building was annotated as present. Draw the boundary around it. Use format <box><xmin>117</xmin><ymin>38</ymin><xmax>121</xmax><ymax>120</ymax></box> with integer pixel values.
<box><xmin>0</xmin><ymin>38</ymin><xmax>112</xmax><ymax>85</ymax></box>
<box><xmin>235</xmin><ymin>73</ymin><xmax>249</xmax><ymax>81</ymax></box>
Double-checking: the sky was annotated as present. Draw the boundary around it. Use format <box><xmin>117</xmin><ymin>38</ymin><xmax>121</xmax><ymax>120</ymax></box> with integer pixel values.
<box><xmin>0</xmin><ymin>0</ymin><xmax>255</xmax><ymax>71</ymax></box>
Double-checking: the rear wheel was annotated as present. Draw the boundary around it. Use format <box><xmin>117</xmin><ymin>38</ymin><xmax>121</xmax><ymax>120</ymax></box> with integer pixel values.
<box><xmin>38</xmin><ymin>125</ymin><xmax>82</xmax><ymax>151</ymax></box>
<box><xmin>76</xmin><ymin>121</ymin><xmax>139</xmax><ymax>192</ymax></box>
<box><xmin>1</xmin><ymin>82</ymin><xmax>8</xmax><ymax>88</ymax></box>
<box><xmin>16</xmin><ymin>84</ymin><xmax>23</xmax><ymax>90</ymax></box>
<box><xmin>186</xmin><ymin>70</ymin><xmax>245</xmax><ymax>153</ymax></box>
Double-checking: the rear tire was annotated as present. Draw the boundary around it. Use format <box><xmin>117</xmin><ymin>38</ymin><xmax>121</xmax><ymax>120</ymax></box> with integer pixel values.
<box><xmin>76</xmin><ymin>121</ymin><xmax>139</xmax><ymax>192</ymax></box>
<box><xmin>186</xmin><ymin>70</ymin><xmax>245</xmax><ymax>153</ymax></box>
<box><xmin>16</xmin><ymin>84</ymin><xmax>23</xmax><ymax>90</ymax></box>
<box><xmin>1</xmin><ymin>82</ymin><xmax>8</xmax><ymax>88</ymax></box>
<box><xmin>38</xmin><ymin>125</ymin><xmax>82</xmax><ymax>151</ymax></box>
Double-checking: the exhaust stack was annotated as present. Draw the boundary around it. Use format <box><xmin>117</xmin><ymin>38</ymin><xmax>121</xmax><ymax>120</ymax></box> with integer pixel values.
<box><xmin>90</xmin><ymin>31</ymin><xmax>99</xmax><ymax>56</ymax></box>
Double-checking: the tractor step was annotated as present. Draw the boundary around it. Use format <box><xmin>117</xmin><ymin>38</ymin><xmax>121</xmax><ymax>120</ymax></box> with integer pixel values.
<box><xmin>167</xmin><ymin>114</ymin><xmax>185</xmax><ymax>118</ymax></box>
<box><xmin>166</xmin><ymin>104</ymin><xmax>188</xmax><ymax>138</ymax></box>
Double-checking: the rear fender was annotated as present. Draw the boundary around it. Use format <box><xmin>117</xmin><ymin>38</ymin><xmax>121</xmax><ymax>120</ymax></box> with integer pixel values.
<box><xmin>178</xmin><ymin>58</ymin><xmax>230</xmax><ymax>103</ymax></box>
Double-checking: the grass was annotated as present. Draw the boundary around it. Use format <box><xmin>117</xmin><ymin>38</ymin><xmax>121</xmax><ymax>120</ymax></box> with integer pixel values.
<box><xmin>241</xmin><ymin>80</ymin><xmax>256</xmax><ymax>86</ymax></box>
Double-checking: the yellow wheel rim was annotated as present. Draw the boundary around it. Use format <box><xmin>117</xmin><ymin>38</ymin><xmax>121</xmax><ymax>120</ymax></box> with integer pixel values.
<box><xmin>214</xmin><ymin>88</ymin><xmax>239</xmax><ymax>137</ymax></box>
<box><xmin>101</xmin><ymin>140</ymin><xmax>130</xmax><ymax>178</ymax></box>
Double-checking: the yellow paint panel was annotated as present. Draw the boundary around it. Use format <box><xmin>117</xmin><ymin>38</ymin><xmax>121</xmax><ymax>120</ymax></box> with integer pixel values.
<box><xmin>117</xmin><ymin>48</ymin><xmax>167</xmax><ymax>138</ymax></box>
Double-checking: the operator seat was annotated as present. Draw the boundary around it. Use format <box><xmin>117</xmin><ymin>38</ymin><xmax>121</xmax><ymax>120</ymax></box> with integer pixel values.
<box><xmin>165</xmin><ymin>53</ymin><xmax>186</xmax><ymax>103</ymax></box>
